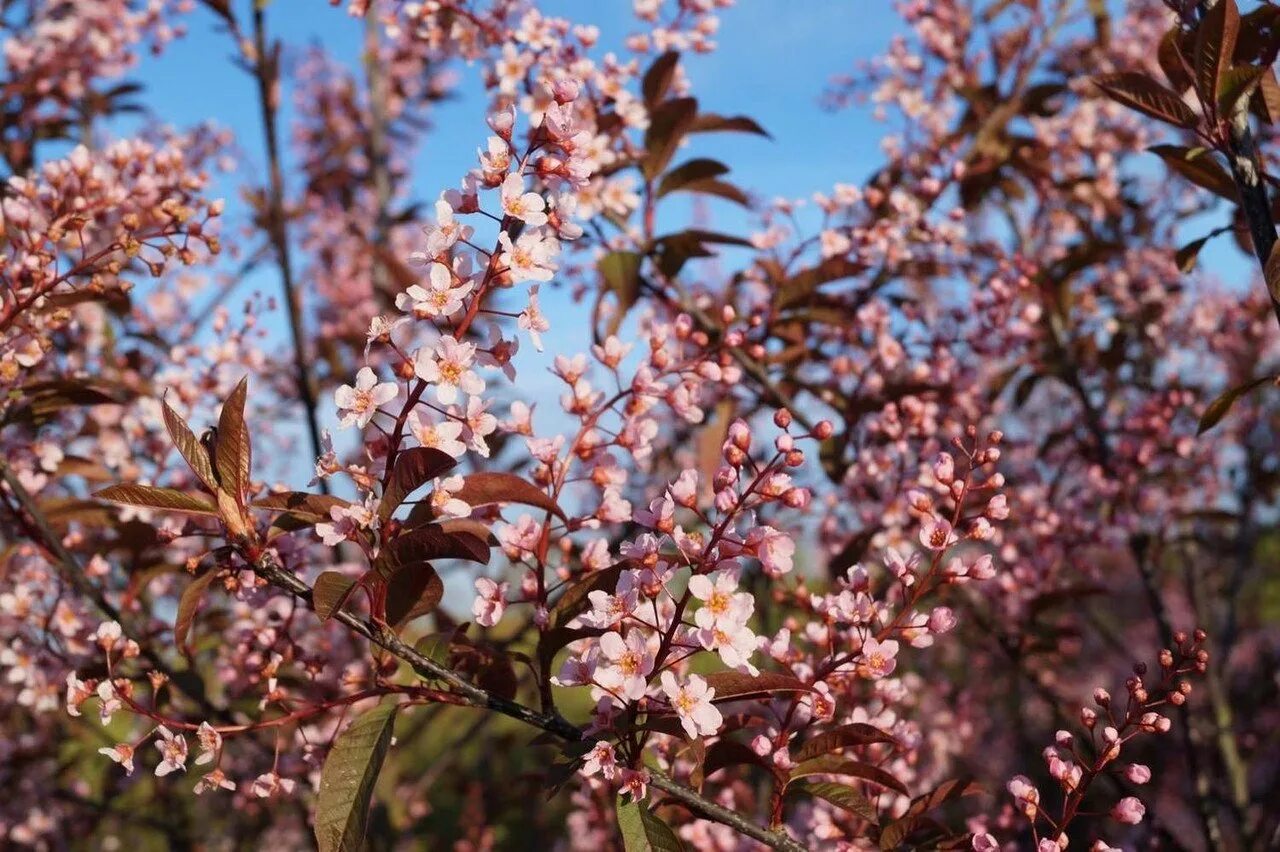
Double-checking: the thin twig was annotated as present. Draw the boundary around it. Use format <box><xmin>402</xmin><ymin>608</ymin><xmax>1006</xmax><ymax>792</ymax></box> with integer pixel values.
<box><xmin>248</xmin><ymin>5</ymin><xmax>330</xmax><ymax>492</ymax></box>
<box><xmin>249</xmin><ymin>548</ymin><xmax>808</xmax><ymax>852</ymax></box>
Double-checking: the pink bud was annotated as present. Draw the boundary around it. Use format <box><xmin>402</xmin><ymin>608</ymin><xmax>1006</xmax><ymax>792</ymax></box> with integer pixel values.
<box><xmin>1110</xmin><ymin>796</ymin><xmax>1145</xmax><ymax>825</ymax></box>
<box><xmin>1124</xmin><ymin>764</ymin><xmax>1151</xmax><ymax>785</ymax></box>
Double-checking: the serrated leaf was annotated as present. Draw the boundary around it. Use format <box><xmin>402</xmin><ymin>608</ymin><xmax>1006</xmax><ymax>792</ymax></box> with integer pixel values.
<box><xmin>793</xmin><ymin>723</ymin><xmax>896</xmax><ymax>763</ymax></box>
<box><xmin>162</xmin><ymin>399</ymin><xmax>218</xmax><ymax>491</ymax></box>
<box><xmin>670</xmin><ymin>177</ymin><xmax>750</xmax><ymax>208</ymax></box>
<box><xmin>314</xmin><ymin>571</ymin><xmax>357</xmax><ymax>621</ymax></box>
<box><xmin>1094</xmin><ymin>72</ymin><xmax>1199</xmax><ymax>128</ymax></box>
<box><xmin>702</xmin><ymin>671</ymin><xmax>811</xmax><ymax>702</ymax></box>
<box><xmin>795</xmin><ymin>781</ymin><xmax>879</xmax><ymax>824</ymax></box>
<box><xmin>379</xmin><ymin>447</ymin><xmax>458</xmax><ymax>521</ymax></box>
<box><xmin>95</xmin><ymin>484</ymin><xmax>219</xmax><ymax>516</ymax></box>
<box><xmin>1197</xmin><ymin>374</ymin><xmax>1275</xmax><ymax>434</ymax></box>
<box><xmin>315</xmin><ymin>702</ymin><xmax>398</xmax><ymax>852</ymax></box>
<box><xmin>643</xmin><ymin>97</ymin><xmax>698</xmax><ymax>180</ymax></box>
<box><xmin>616</xmin><ymin>795</ymin><xmax>684</xmax><ymax>852</ymax></box>
<box><xmin>215</xmin><ymin>377</ymin><xmax>251</xmax><ymax>500</ymax></box>
<box><xmin>452</xmin><ymin>472</ymin><xmax>566</xmax><ymax>521</ymax></box>
<box><xmin>788</xmin><ymin>757</ymin><xmax>909</xmax><ymax>795</ymax></box>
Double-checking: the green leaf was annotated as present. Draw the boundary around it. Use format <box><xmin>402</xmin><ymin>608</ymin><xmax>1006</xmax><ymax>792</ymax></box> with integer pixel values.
<box><xmin>643</xmin><ymin>97</ymin><xmax>698</xmax><ymax>180</ymax></box>
<box><xmin>379</xmin><ymin>447</ymin><xmax>458</xmax><ymax>521</ymax></box>
<box><xmin>313</xmin><ymin>571</ymin><xmax>357</xmax><ymax>621</ymax></box>
<box><xmin>616</xmin><ymin>795</ymin><xmax>684</xmax><ymax>851</ymax></box>
<box><xmin>1197</xmin><ymin>374</ymin><xmax>1275</xmax><ymax>434</ymax></box>
<box><xmin>1195</xmin><ymin>0</ymin><xmax>1239</xmax><ymax>114</ymax></box>
<box><xmin>657</xmin><ymin>158</ymin><xmax>730</xmax><ymax>197</ymax></box>
<box><xmin>1093</xmin><ymin>72</ymin><xmax>1199</xmax><ymax>128</ymax></box>
<box><xmin>162</xmin><ymin>398</ymin><xmax>218</xmax><ymax>492</ymax></box>
<box><xmin>95</xmin><ymin>484</ymin><xmax>219</xmax><ymax>516</ymax></box>
<box><xmin>315</xmin><ymin>702</ymin><xmax>398</xmax><ymax>852</ymax></box>
<box><xmin>214</xmin><ymin>377</ymin><xmax>252</xmax><ymax>500</ymax></box>
<box><xmin>688</xmin><ymin>112</ymin><xmax>771</xmax><ymax>138</ymax></box>
<box><xmin>642</xmin><ymin>51</ymin><xmax>680</xmax><ymax>106</ymax></box>
<box><xmin>794</xmin><ymin>781</ymin><xmax>879</xmax><ymax>824</ymax></box>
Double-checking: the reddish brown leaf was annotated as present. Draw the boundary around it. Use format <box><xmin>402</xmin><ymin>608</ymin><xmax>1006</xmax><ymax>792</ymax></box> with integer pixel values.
<box><xmin>453</xmin><ymin>472</ymin><xmax>565</xmax><ymax>521</ymax></box>
<box><xmin>793</xmin><ymin>723</ymin><xmax>897</xmax><ymax>763</ymax></box>
<box><xmin>379</xmin><ymin>447</ymin><xmax>458</xmax><ymax>521</ymax></box>
<box><xmin>175</xmin><ymin>570</ymin><xmax>217</xmax><ymax>652</ymax></box>
<box><xmin>384</xmin><ymin>564</ymin><xmax>444</xmax><ymax>626</ymax></box>
<box><xmin>788</xmin><ymin>757</ymin><xmax>910</xmax><ymax>796</ymax></box>
<box><xmin>162</xmin><ymin>399</ymin><xmax>218</xmax><ymax>491</ymax></box>
<box><xmin>215</xmin><ymin>377</ymin><xmax>251</xmax><ymax>500</ymax></box>
<box><xmin>703</xmin><ymin>671</ymin><xmax>812</xmax><ymax>702</ymax></box>
<box><xmin>252</xmin><ymin>491</ymin><xmax>350</xmax><ymax>522</ymax></box>
<box><xmin>95</xmin><ymin>484</ymin><xmax>219</xmax><ymax>516</ymax></box>
<box><xmin>313</xmin><ymin>571</ymin><xmax>357</xmax><ymax>621</ymax></box>
<box><xmin>1093</xmin><ymin>72</ymin><xmax>1199</xmax><ymax>128</ymax></box>
<box><xmin>1195</xmin><ymin>0</ymin><xmax>1239</xmax><ymax>114</ymax></box>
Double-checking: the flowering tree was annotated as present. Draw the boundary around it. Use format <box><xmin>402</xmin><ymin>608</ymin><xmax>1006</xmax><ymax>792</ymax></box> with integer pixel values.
<box><xmin>1</xmin><ymin>0</ymin><xmax>1276</xmax><ymax>849</ymax></box>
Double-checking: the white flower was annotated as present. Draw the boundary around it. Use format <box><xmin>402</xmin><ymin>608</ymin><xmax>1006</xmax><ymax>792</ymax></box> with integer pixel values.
<box><xmin>153</xmin><ymin>726</ymin><xmax>189</xmax><ymax>776</ymax></box>
<box><xmin>595</xmin><ymin>631</ymin><xmax>654</xmax><ymax>701</ymax></box>
<box><xmin>334</xmin><ymin>367</ymin><xmax>398</xmax><ymax>429</ymax></box>
<box><xmin>414</xmin><ymin>336</ymin><xmax>484</xmax><ymax>405</ymax></box>
<box><xmin>661</xmin><ymin>671</ymin><xmax>723</xmax><ymax>739</ymax></box>
<box><xmin>195</xmin><ymin>722</ymin><xmax>221</xmax><ymax>766</ymax></box>
<box><xmin>472</xmin><ymin>577</ymin><xmax>509</xmax><ymax>627</ymax></box>
<box><xmin>99</xmin><ymin>743</ymin><xmax>136</xmax><ymax>775</ymax></box>
<box><xmin>500</xmin><ymin>173</ymin><xmax>548</xmax><ymax>226</ymax></box>
<box><xmin>407</xmin><ymin>410</ymin><xmax>467</xmax><ymax>458</ymax></box>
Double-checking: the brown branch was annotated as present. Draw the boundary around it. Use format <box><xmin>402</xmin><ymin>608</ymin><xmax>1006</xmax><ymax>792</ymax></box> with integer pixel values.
<box><xmin>248</xmin><ymin>548</ymin><xmax>808</xmax><ymax>852</ymax></box>
<box><xmin>247</xmin><ymin>5</ymin><xmax>329</xmax><ymax>492</ymax></box>
<box><xmin>0</xmin><ymin>458</ymin><xmax>229</xmax><ymax>722</ymax></box>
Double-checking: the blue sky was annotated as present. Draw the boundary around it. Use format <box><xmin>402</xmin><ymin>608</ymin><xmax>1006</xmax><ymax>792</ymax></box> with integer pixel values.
<box><xmin>113</xmin><ymin>2</ymin><xmax>907</xmax><ymax>459</ymax></box>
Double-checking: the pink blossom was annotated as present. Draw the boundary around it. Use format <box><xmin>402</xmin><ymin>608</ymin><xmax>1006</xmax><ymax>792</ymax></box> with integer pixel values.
<box><xmin>334</xmin><ymin>367</ymin><xmax>397</xmax><ymax>429</ymax></box>
<box><xmin>660</xmin><ymin>671</ymin><xmax>723</xmax><ymax>739</ymax></box>
<box><xmin>1110</xmin><ymin>796</ymin><xmax>1145</xmax><ymax>824</ymax></box>
<box><xmin>472</xmin><ymin>577</ymin><xmax>509</xmax><ymax>627</ymax></box>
